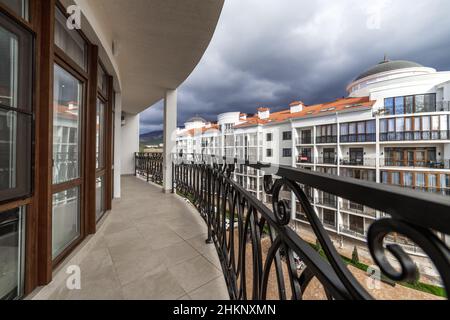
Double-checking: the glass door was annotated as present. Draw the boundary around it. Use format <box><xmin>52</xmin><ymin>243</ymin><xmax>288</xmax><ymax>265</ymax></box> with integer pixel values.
<box><xmin>51</xmin><ymin>64</ymin><xmax>84</xmax><ymax>260</ymax></box>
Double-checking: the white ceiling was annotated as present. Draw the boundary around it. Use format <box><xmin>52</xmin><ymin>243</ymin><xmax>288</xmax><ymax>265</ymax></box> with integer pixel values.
<box><xmin>72</xmin><ymin>0</ymin><xmax>224</xmax><ymax>114</ymax></box>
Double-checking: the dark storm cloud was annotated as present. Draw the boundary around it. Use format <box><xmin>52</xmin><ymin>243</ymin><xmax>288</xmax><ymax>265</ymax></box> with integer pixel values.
<box><xmin>140</xmin><ymin>0</ymin><xmax>450</xmax><ymax>134</ymax></box>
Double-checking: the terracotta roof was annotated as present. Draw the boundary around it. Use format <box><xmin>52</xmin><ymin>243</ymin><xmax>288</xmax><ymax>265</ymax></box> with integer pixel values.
<box><xmin>289</xmin><ymin>101</ymin><xmax>304</xmax><ymax>107</ymax></box>
<box><xmin>234</xmin><ymin>96</ymin><xmax>375</xmax><ymax>129</ymax></box>
<box><xmin>178</xmin><ymin>124</ymin><xmax>220</xmax><ymax>137</ymax></box>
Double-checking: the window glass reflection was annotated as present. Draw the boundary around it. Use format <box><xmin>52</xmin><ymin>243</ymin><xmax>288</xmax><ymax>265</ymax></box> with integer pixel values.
<box><xmin>53</xmin><ymin>64</ymin><xmax>82</xmax><ymax>185</ymax></box>
<box><xmin>54</xmin><ymin>7</ymin><xmax>86</xmax><ymax>70</ymax></box>
<box><xmin>96</xmin><ymin>99</ymin><xmax>105</xmax><ymax>169</ymax></box>
<box><xmin>95</xmin><ymin>176</ymin><xmax>105</xmax><ymax>221</ymax></box>
<box><xmin>0</xmin><ymin>0</ymin><xmax>28</xmax><ymax>20</ymax></box>
<box><xmin>52</xmin><ymin>187</ymin><xmax>80</xmax><ymax>259</ymax></box>
<box><xmin>0</xmin><ymin>206</ymin><xmax>25</xmax><ymax>300</ymax></box>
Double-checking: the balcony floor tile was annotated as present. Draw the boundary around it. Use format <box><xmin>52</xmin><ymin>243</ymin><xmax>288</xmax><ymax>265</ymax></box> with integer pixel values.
<box><xmin>32</xmin><ymin>176</ymin><xmax>229</xmax><ymax>300</ymax></box>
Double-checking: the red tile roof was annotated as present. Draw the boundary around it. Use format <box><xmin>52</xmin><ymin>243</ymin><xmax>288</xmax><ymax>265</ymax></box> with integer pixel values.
<box><xmin>234</xmin><ymin>96</ymin><xmax>375</xmax><ymax>129</ymax></box>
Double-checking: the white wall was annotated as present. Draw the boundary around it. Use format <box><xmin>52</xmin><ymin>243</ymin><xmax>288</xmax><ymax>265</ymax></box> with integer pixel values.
<box><xmin>121</xmin><ymin>112</ymin><xmax>140</xmax><ymax>175</ymax></box>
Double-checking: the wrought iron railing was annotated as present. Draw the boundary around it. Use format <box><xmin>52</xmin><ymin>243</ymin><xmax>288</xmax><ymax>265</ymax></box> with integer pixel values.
<box><xmin>171</xmin><ymin>153</ymin><xmax>450</xmax><ymax>300</ymax></box>
<box><xmin>134</xmin><ymin>152</ymin><xmax>163</xmax><ymax>185</ymax></box>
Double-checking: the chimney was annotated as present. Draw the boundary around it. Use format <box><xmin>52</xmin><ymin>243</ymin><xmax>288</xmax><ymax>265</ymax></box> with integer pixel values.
<box><xmin>257</xmin><ymin>107</ymin><xmax>270</xmax><ymax>120</ymax></box>
<box><xmin>290</xmin><ymin>101</ymin><xmax>304</xmax><ymax>113</ymax></box>
<box><xmin>240</xmin><ymin>113</ymin><xmax>247</xmax><ymax>121</ymax></box>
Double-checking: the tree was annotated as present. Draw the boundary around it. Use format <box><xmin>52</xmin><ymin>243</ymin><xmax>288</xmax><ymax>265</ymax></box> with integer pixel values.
<box><xmin>352</xmin><ymin>246</ymin><xmax>360</xmax><ymax>264</ymax></box>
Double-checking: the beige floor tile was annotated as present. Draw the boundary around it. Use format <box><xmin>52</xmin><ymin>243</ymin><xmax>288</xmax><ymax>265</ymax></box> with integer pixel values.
<box><xmin>188</xmin><ymin>277</ymin><xmax>229</xmax><ymax>300</ymax></box>
<box><xmin>168</xmin><ymin>255</ymin><xmax>222</xmax><ymax>293</ymax></box>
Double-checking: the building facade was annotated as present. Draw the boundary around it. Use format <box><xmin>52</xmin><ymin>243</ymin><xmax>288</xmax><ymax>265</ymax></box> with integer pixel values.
<box><xmin>176</xmin><ymin>59</ymin><xmax>450</xmax><ymax>278</ymax></box>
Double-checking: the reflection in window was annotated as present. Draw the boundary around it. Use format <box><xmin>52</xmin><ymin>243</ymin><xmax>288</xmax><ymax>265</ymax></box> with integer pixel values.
<box><xmin>53</xmin><ymin>64</ymin><xmax>82</xmax><ymax>184</ymax></box>
<box><xmin>0</xmin><ymin>13</ymin><xmax>32</xmax><ymax>202</ymax></box>
<box><xmin>52</xmin><ymin>187</ymin><xmax>80</xmax><ymax>259</ymax></box>
<box><xmin>0</xmin><ymin>0</ymin><xmax>28</xmax><ymax>20</ymax></box>
<box><xmin>0</xmin><ymin>206</ymin><xmax>25</xmax><ymax>300</ymax></box>
<box><xmin>96</xmin><ymin>99</ymin><xmax>105</xmax><ymax>169</ymax></box>
<box><xmin>95</xmin><ymin>176</ymin><xmax>105</xmax><ymax>221</ymax></box>
<box><xmin>54</xmin><ymin>7</ymin><xmax>86</xmax><ymax>70</ymax></box>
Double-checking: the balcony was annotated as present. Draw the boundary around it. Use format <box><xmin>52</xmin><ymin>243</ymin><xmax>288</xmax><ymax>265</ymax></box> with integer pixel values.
<box><xmin>340</xmin><ymin>157</ymin><xmax>377</xmax><ymax>167</ymax></box>
<box><xmin>381</xmin><ymin>159</ymin><xmax>450</xmax><ymax>169</ymax></box>
<box><xmin>380</xmin><ymin>131</ymin><xmax>450</xmax><ymax>142</ymax></box>
<box><xmin>317</xmin><ymin>158</ymin><xmax>338</xmax><ymax>165</ymax></box>
<box><xmin>316</xmin><ymin>136</ymin><xmax>338</xmax><ymax>144</ymax></box>
<box><xmin>340</xmin><ymin>200</ymin><xmax>377</xmax><ymax>218</ymax></box>
<box><xmin>33</xmin><ymin>176</ymin><xmax>229</xmax><ymax>300</ymax></box>
<box><xmin>340</xmin><ymin>134</ymin><xmax>376</xmax><ymax>143</ymax></box>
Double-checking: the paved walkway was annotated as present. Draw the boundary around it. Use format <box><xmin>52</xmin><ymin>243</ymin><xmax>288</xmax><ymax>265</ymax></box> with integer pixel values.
<box><xmin>32</xmin><ymin>177</ymin><xmax>229</xmax><ymax>300</ymax></box>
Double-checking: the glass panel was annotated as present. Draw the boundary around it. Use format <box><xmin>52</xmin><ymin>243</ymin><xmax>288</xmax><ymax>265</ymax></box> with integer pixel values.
<box><xmin>405</xmin><ymin>96</ymin><xmax>414</xmax><ymax>114</ymax></box>
<box><xmin>95</xmin><ymin>176</ymin><xmax>105</xmax><ymax>222</ymax></box>
<box><xmin>0</xmin><ymin>206</ymin><xmax>25</xmax><ymax>300</ymax></box>
<box><xmin>415</xmin><ymin>95</ymin><xmax>425</xmax><ymax>113</ymax></box>
<box><xmin>424</xmin><ymin>94</ymin><xmax>436</xmax><ymax>112</ymax></box>
<box><xmin>384</xmin><ymin>98</ymin><xmax>394</xmax><ymax>115</ymax></box>
<box><xmin>0</xmin><ymin>110</ymin><xmax>31</xmax><ymax>198</ymax></box>
<box><xmin>52</xmin><ymin>187</ymin><xmax>80</xmax><ymax>259</ymax></box>
<box><xmin>53</xmin><ymin>64</ymin><xmax>82</xmax><ymax>185</ymax></box>
<box><xmin>55</xmin><ymin>7</ymin><xmax>87</xmax><ymax>70</ymax></box>
<box><xmin>0</xmin><ymin>15</ymin><xmax>32</xmax><ymax>111</ymax></box>
<box><xmin>0</xmin><ymin>0</ymin><xmax>28</xmax><ymax>20</ymax></box>
<box><xmin>403</xmin><ymin>172</ymin><xmax>413</xmax><ymax>187</ymax></box>
<box><xmin>97</xmin><ymin>64</ymin><xmax>108</xmax><ymax>96</ymax></box>
<box><xmin>395</xmin><ymin>97</ymin><xmax>404</xmax><ymax>114</ymax></box>
<box><xmin>96</xmin><ymin>99</ymin><xmax>105</xmax><ymax>169</ymax></box>
<box><xmin>396</xmin><ymin>118</ymin><xmax>404</xmax><ymax>132</ymax></box>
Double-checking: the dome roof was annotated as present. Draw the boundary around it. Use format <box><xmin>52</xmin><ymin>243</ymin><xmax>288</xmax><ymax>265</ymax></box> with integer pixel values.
<box><xmin>186</xmin><ymin>116</ymin><xmax>207</xmax><ymax>123</ymax></box>
<box><xmin>354</xmin><ymin>59</ymin><xmax>425</xmax><ymax>81</ymax></box>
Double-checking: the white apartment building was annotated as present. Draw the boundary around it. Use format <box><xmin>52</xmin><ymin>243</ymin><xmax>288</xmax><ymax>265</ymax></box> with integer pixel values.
<box><xmin>176</xmin><ymin>59</ymin><xmax>450</xmax><ymax>276</ymax></box>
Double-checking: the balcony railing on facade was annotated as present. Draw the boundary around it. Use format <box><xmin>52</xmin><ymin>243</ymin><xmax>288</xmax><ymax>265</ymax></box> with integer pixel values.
<box><xmin>340</xmin><ymin>200</ymin><xmax>377</xmax><ymax>218</ymax></box>
<box><xmin>316</xmin><ymin>136</ymin><xmax>338</xmax><ymax>144</ymax></box>
<box><xmin>340</xmin><ymin>134</ymin><xmax>376</xmax><ymax>143</ymax></box>
<box><xmin>135</xmin><ymin>152</ymin><xmax>450</xmax><ymax>300</ymax></box>
<box><xmin>296</xmin><ymin>137</ymin><xmax>313</xmax><ymax>145</ymax></box>
<box><xmin>317</xmin><ymin>158</ymin><xmax>338</xmax><ymax>165</ymax></box>
<box><xmin>381</xmin><ymin>158</ymin><xmax>450</xmax><ymax>169</ymax></box>
<box><xmin>340</xmin><ymin>157</ymin><xmax>377</xmax><ymax>167</ymax></box>
<box><xmin>380</xmin><ymin>130</ymin><xmax>450</xmax><ymax>142</ymax></box>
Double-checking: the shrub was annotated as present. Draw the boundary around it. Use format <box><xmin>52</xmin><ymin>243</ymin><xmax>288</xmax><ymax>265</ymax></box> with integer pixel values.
<box><xmin>351</xmin><ymin>246</ymin><xmax>360</xmax><ymax>264</ymax></box>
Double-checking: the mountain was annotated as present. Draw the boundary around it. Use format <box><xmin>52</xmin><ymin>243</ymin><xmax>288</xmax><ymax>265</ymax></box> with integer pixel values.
<box><xmin>140</xmin><ymin>130</ymin><xmax>163</xmax><ymax>146</ymax></box>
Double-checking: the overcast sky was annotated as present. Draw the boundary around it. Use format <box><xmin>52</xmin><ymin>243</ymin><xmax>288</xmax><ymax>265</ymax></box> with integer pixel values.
<box><xmin>140</xmin><ymin>0</ymin><xmax>450</xmax><ymax>134</ymax></box>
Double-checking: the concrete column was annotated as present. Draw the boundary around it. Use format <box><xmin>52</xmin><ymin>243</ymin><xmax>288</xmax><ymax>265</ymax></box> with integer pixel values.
<box><xmin>113</xmin><ymin>92</ymin><xmax>122</xmax><ymax>198</ymax></box>
<box><xmin>120</xmin><ymin>112</ymin><xmax>140</xmax><ymax>175</ymax></box>
<box><xmin>163</xmin><ymin>89</ymin><xmax>178</xmax><ymax>192</ymax></box>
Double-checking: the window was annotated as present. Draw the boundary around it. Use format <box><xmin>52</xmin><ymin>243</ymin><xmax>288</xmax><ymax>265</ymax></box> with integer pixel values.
<box><xmin>403</xmin><ymin>172</ymin><xmax>413</xmax><ymax>187</ymax></box>
<box><xmin>299</xmin><ymin>148</ymin><xmax>312</xmax><ymax>163</ymax></box>
<box><xmin>97</xmin><ymin>64</ymin><xmax>108</xmax><ymax>96</ymax></box>
<box><xmin>323</xmin><ymin>148</ymin><xmax>335</xmax><ymax>164</ymax></box>
<box><xmin>266</xmin><ymin>149</ymin><xmax>273</xmax><ymax>157</ymax></box>
<box><xmin>96</xmin><ymin>176</ymin><xmax>105</xmax><ymax>221</ymax></box>
<box><xmin>301</xmin><ymin>130</ymin><xmax>312</xmax><ymax>144</ymax></box>
<box><xmin>0</xmin><ymin>206</ymin><xmax>26</xmax><ymax>300</ymax></box>
<box><xmin>0</xmin><ymin>0</ymin><xmax>28</xmax><ymax>20</ymax></box>
<box><xmin>53</xmin><ymin>64</ymin><xmax>82</xmax><ymax>184</ymax></box>
<box><xmin>415</xmin><ymin>173</ymin><xmax>425</xmax><ymax>189</ymax></box>
<box><xmin>266</xmin><ymin>133</ymin><xmax>272</xmax><ymax>142</ymax></box>
<box><xmin>96</xmin><ymin>99</ymin><xmax>105</xmax><ymax>169</ymax></box>
<box><xmin>405</xmin><ymin>96</ymin><xmax>414</xmax><ymax>114</ymax></box>
<box><xmin>384</xmin><ymin>98</ymin><xmax>394</xmax><ymax>115</ymax></box>
<box><xmin>282</xmin><ymin>148</ymin><xmax>292</xmax><ymax>157</ymax></box>
<box><xmin>349</xmin><ymin>215</ymin><xmax>364</xmax><ymax>235</ymax></box>
<box><xmin>415</xmin><ymin>95</ymin><xmax>425</xmax><ymax>113</ymax></box>
<box><xmin>395</xmin><ymin>97</ymin><xmax>404</xmax><ymax>115</ymax></box>
<box><xmin>0</xmin><ymin>12</ymin><xmax>32</xmax><ymax>202</ymax></box>
<box><xmin>52</xmin><ymin>187</ymin><xmax>80</xmax><ymax>259</ymax></box>
<box><xmin>322</xmin><ymin>209</ymin><xmax>336</xmax><ymax>228</ymax></box>
<box><xmin>317</xmin><ymin>124</ymin><xmax>337</xmax><ymax>143</ymax></box>
<box><xmin>282</xmin><ymin>131</ymin><xmax>292</xmax><ymax>141</ymax></box>
<box><xmin>55</xmin><ymin>7</ymin><xmax>87</xmax><ymax>70</ymax></box>
<box><xmin>424</xmin><ymin>94</ymin><xmax>436</xmax><ymax>113</ymax></box>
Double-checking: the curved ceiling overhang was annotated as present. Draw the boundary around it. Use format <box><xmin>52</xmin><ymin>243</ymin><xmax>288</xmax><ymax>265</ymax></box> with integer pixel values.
<box><xmin>66</xmin><ymin>0</ymin><xmax>224</xmax><ymax>114</ymax></box>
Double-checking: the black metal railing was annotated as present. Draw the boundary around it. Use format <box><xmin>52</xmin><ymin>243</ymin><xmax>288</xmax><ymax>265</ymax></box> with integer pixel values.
<box><xmin>134</xmin><ymin>152</ymin><xmax>163</xmax><ymax>185</ymax></box>
<box><xmin>171</xmin><ymin>154</ymin><xmax>450</xmax><ymax>300</ymax></box>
